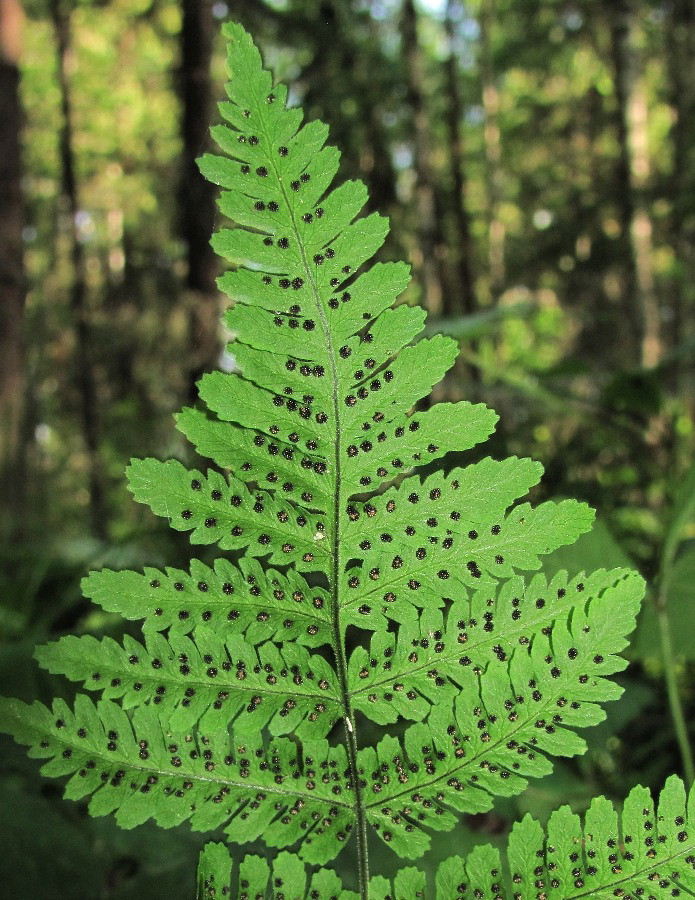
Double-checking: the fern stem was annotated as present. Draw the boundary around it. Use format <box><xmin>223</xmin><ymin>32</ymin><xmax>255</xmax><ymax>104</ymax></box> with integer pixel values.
<box><xmin>335</xmin><ymin>613</ymin><xmax>370</xmax><ymax>899</ymax></box>
<box><xmin>656</xmin><ymin>597</ymin><xmax>695</xmax><ymax>789</ymax></box>
<box><xmin>332</xmin><ymin>482</ymin><xmax>370</xmax><ymax>899</ymax></box>
<box><xmin>328</xmin><ymin>363</ymin><xmax>369</xmax><ymax>897</ymax></box>
<box><xmin>324</xmin><ymin>272</ymin><xmax>370</xmax><ymax>900</ymax></box>
<box><xmin>258</xmin><ymin>113</ymin><xmax>370</xmax><ymax>896</ymax></box>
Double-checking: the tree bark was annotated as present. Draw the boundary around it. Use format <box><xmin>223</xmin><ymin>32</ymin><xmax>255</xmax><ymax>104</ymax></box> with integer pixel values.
<box><xmin>400</xmin><ymin>0</ymin><xmax>445</xmax><ymax>315</ymax></box>
<box><xmin>0</xmin><ymin>0</ymin><xmax>26</xmax><ymax>529</ymax></box>
<box><xmin>666</xmin><ymin>0</ymin><xmax>695</xmax><ymax>382</ymax></box>
<box><xmin>50</xmin><ymin>0</ymin><xmax>106</xmax><ymax>539</ymax></box>
<box><xmin>300</xmin><ymin>0</ymin><xmax>397</xmax><ymax>214</ymax></box>
<box><xmin>354</xmin><ymin>8</ymin><xmax>398</xmax><ymax>214</ymax></box>
<box><xmin>478</xmin><ymin>0</ymin><xmax>505</xmax><ymax>303</ymax></box>
<box><xmin>443</xmin><ymin>0</ymin><xmax>476</xmax><ymax>319</ymax></box>
<box><xmin>178</xmin><ymin>0</ymin><xmax>219</xmax><ymax>403</ymax></box>
<box><xmin>608</xmin><ymin>0</ymin><xmax>660</xmax><ymax>367</ymax></box>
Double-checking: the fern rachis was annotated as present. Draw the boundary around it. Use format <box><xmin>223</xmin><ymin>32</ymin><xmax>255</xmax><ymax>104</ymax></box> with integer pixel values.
<box><xmin>1</xmin><ymin>21</ymin><xmax>693</xmax><ymax>899</ymax></box>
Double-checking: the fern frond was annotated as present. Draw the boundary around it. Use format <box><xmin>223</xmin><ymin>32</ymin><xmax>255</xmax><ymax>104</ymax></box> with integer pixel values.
<box><xmin>0</xmin><ymin>20</ymin><xmax>653</xmax><ymax>897</ymax></box>
<box><xmin>127</xmin><ymin>458</ymin><xmax>330</xmax><ymax>571</ymax></box>
<box><xmin>356</xmin><ymin>565</ymin><xmax>642</xmax><ymax>857</ymax></box>
<box><xmin>341</xmin><ymin>496</ymin><xmax>596</xmax><ymax>631</ymax></box>
<box><xmin>197</xmin><ymin>846</ymin><xmax>359</xmax><ymax>900</ymax></box>
<box><xmin>347</xmin><ymin>568</ymin><xmax>643</xmax><ymax>727</ymax></box>
<box><xmin>35</xmin><ymin>630</ymin><xmax>340</xmax><ymax>738</ymax></box>
<box><xmin>196</xmin><ymin>842</ymin><xmax>428</xmax><ymax>899</ymax></box>
<box><xmin>457</xmin><ymin>774</ymin><xmax>695</xmax><ymax>898</ymax></box>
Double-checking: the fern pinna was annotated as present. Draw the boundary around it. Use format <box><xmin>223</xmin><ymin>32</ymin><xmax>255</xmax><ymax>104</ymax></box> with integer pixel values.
<box><xmin>1</xmin><ymin>22</ymin><xmax>693</xmax><ymax>900</ymax></box>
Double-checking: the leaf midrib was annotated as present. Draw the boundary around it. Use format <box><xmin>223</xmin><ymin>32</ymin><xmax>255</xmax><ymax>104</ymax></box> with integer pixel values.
<box><xmin>251</xmin><ymin>78</ymin><xmax>368</xmax><ymax>876</ymax></box>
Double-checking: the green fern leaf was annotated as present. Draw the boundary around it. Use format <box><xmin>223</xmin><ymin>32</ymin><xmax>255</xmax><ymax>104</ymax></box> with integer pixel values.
<box><xmin>35</xmin><ymin>630</ymin><xmax>340</xmax><ymax>737</ymax></box>
<box><xmin>82</xmin><ymin>557</ymin><xmax>331</xmax><ymax>646</ymax></box>
<box><xmin>197</xmin><ymin>845</ymin><xmax>360</xmax><ymax>900</ymax></box>
<box><xmin>355</xmin><ymin>566</ymin><xmax>642</xmax><ymax>857</ymax></box>
<box><xmin>348</xmin><ymin>569</ymin><xmax>641</xmax><ymax>726</ymax></box>
<box><xmin>0</xmin><ymin>19</ymin><xmax>659</xmax><ymax>898</ymax></box>
<box><xmin>196</xmin><ymin>842</ymin><xmax>426</xmax><ymax>899</ymax></box>
<box><xmin>127</xmin><ymin>458</ymin><xmax>330</xmax><ymax>570</ymax></box>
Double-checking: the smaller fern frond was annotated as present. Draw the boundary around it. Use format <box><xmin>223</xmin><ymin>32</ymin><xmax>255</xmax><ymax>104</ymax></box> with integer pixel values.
<box><xmin>127</xmin><ymin>459</ymin><xmax>329</xmax><ymax>571</ymax></box>
<box><xmin>340</xmin><ymin>488</ymin><xmax>596</xmax><ymax>632</ymax></box>
<box><xmin>504</xmin><ymin>774</ymin><xmax>695</xmax><ymax>898</ymax></box>
<box><xmin>196</xmin><ymin>776</ymin><xmax>695</xmax><ymax>897</ymax></box>
<box><xmin>355</xmin><ymin>566</ymin><xmax>642</xmax><ymax>858</ymax></box>
<box><xmin>197</xmin><ymin>846</ymin><xmax>358</xmax><ymax>900</ymax></box>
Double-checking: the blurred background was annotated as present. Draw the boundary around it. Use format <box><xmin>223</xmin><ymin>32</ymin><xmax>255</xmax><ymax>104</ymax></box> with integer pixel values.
<box><xmin>1</xmin><ymin>0</ymin><xmax>695</xmax><ymax>896</ymax></box>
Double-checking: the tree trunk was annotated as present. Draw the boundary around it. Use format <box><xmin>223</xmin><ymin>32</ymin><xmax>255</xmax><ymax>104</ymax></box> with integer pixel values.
<box><xmin>666</xmin><ymin>0</ymin><xmax>695</xmax><ymax>383</ymax></box>
<box><xmin>478</xmin><ymin>0</ymin><xmax>505</xmax><ymax>303</ymax></box>
<box><xmin>178</xmin><ymin>0</ymin><xmax>219</xmax><ymax>403</ymax></box>
<box><xmin>0</xmin><ymin>0</ymin><xmax>26</xmax><ymax>532</ymax></box>
<box><xmin>609</xmin><ymin>0</ymin><xmax>660</xmax><ymax>367</ymax></box>
<box><xmin>354</xmin><ymin>9</ymin><xmax>398</xmax><ymax>214</ymax></box>
<box><xmin>50</xmin><ymin>0</ymin><xmax>106</xmax><ymax>539</ymax></box>
<box><xmin>302</xmin><ymin>0</ymin><xmax>397</xmax><ymax>214</ymax></box>
<box><xmin>443</xmin><ymin>0</ymin><xmax>476</xmax><ymax>319</ymax></box>
<box><xmin>400</xmin><ymin>0</ymin><xmax>445</xmax><ymax>315</ymax></box>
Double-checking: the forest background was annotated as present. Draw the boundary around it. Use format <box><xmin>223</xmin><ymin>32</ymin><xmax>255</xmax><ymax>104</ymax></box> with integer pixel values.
<box><xmin>1</xmin><ymin>0</ymin><xmax>695</xmax><ymax>896</ymax></box>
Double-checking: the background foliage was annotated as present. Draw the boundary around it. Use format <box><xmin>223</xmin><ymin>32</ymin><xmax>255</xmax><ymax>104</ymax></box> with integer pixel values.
<box><xmin>0</xmin><ymin>0</ymin><xmax>694</xmax><ymax>896</ymax></box>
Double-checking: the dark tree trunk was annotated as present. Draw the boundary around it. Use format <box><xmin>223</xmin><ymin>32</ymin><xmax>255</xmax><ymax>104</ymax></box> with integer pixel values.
<box><xmin>608</xmin><ymin>0</ymin><xmax>640</xmax><ymax>358</ymax></box>
<box><xmin>51</xmin><ymin>0</ymin><xmax>106</xmax><ymax>539</ymax></box>
<box><xmin>401</xmin><ymin>0</ymin><xmax>445</xmax><ymax>315</ymax></box>
<box><xmin>666</xmin><ymin>0</ymin><xmax>695</xmax><ymax>386</ymax></box>
<box><xmin>354</xmin><ymin>7</ymin><xmax>398</xmax><ymax>214</ymax></box>
<box><xmin>300</xmin><ymin>0</ymin><xmax>397</xmax><ymax>215</ymax></box>
<box><xmin>178</xmin><ymin>0</ymin><xmax>219</xmax><ymax>403</ymax></box>
<box><xmin>179</xmin><ymin>0</ymin><xmax>216</xmax><ymax>295</ymax></box>
<box><xmin>608</xmin><ymin>0</ymin><xmax>659</xmax><ymax>366</ymax></box>
<box><xmin>478</xmin><ymin>0</ymin><xmax>505</xmax><ymax>304</ymax></box>
<box><xmin>443</xmin><ymin>0</ymin><xmax>479</xmax><ymax>386</ymax></box>
<box><xmin>0</xmin><ymin>0</ymin><xmax>26</xmax><ymax>533</ymax></box>
<box><xmin>443</xmin><ymin>0</ymin><xmax>476</xmax><ymax>319</ymax></box>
